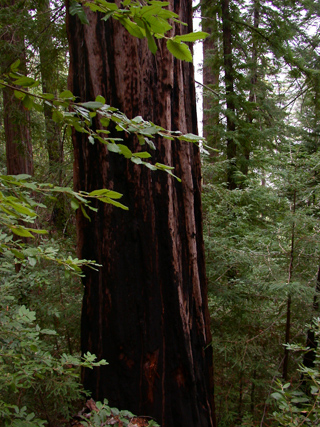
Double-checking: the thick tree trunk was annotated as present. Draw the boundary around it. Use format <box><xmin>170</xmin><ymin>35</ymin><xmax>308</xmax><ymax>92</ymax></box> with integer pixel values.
<box><xmin>66</xmin><ymin>2</ymin><xmax>215</xmax><ymax>427</ymax></box>
<box><xmin>1</xmin><ymin>0</ymin><xmax>33</xmax><ymax>175</ymax></box>
<box><xmin>1</xmin><ymin>0</ymin><xmax>33</xmax><ymax>274</ymax></box>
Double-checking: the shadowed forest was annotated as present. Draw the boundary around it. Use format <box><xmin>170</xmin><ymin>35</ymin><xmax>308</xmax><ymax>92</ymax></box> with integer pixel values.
<box><xmin>1</xmin><ymin>0</ymin><xmax>320</xmax><ymax>426</ymax></box>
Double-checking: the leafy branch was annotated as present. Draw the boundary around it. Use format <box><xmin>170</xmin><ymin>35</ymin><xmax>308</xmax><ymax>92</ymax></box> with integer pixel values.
<box><xmin>70</xmin><ymin>0</ymin><xmax>208</xmax><ymax>61</ymax></box>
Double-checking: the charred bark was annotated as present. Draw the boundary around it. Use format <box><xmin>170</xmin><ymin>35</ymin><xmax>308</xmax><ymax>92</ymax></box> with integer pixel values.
<box><xmin>66</xmin><ymin>2</ymin><xmax>215</xmax><ymax>427</ymax></box>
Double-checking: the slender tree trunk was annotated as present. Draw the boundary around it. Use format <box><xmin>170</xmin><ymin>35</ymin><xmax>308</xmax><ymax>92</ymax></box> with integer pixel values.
<box><xmin>66</xmin><ymin>2</ymin><xmax>215</xmax><ymax>427</ymax></box>
<box><xmin>241</xmin><ymin>0</ymin><xmax>260</xmax><ymax>178</ymax></box>
<box><xmin>38</xmin><ymin>0</ymin><xmax>62</xmax><ymax>169</ymax></box>
<box><xmin>251</xmin><ymin>369</ymin><xmax>256</xmax><ymax>415</ymax></box>
<box><xmin>202</xmin><ymin>0</ymin><xmax>219</xmax><ymax>150</ymax></box>
<box><xmin>283</xmin><ymin>189</ymin><xmax>296</xmax><ymax>381</ymax></box>
<box><xmin>37</xmin><ymin>0</ymin><xmax>67</xmax><ymax>230</ymax></box>
<box><xmin>302</xmin><ymin>264</ymin><xmax>320</xmax><ymax>372</ymax></box>
<box><xmin>220</xmin><ymin>0</ymin><xmax>236</xmax><ymax>189</ymax></box>
<box><xmin>238</xmin><ymin>369</ymin><xmax>243</xmax><ymax>423</ymax></box>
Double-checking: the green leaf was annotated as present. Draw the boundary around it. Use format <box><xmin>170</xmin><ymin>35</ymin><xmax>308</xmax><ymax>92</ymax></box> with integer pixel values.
<box><xmin>14</xmin><ymin>90</ymin><xmax>25</xmax><ymax>100</ymax></box>
<box><xmin>22</xmin><ymin>95</ymin><xmax>34</xmax><ymax>110</ymax></box>
<box><xmin>118</xmin><ymin>144</ymin><xmax>133</xmax><ymax>158</ymax></box>
<box><xmin>100</xmin><ymin>117</ymin><xmax>110</xmax><ymax>127</ymax></box>
<box><xmin>42</xmin><ymin>92</ymin><xmax>55</xmax><ymax>100</ymax></box>
<box><xmin>28</xmin><ymin>257</ymin><xmax>37</xmax><ymax>267</ymax></box>
<box><xmin>95</xmin><ymin>95</ymin><xmax>106</xmax><ymax>104</ymax></box>
<box><xmin>139</xmin><ymin>126</ymin><xmax>158</xmax><ymax>135</ymax></box>
<box><xmin>89</xmin><ymin>189</ymin><xmax>123</xmax><ymax>199</ymax></box>
<box><xmin>118</xmin><ymin>17</ymin><xmax>146</xmax><ymax>39</ymax></box>
<box><xmin>107</xmin><ymin>143</ymin><xmax>121</xmax><ymax>153</ymax></box>
<box><xmin>146</xmin><ymin>16</ymin><xmax>172</xmax><ymax>34</ymax></box>
<box><xmin>13</xmin><ymin>76</ymin><xmax>38</xmax><ymax>87</ymax></box>
<box><xmin>80</xmin><ymin>204</ymin><xmax>91</xmax><ymax>221</ymax></box>
<box><xmin>60</xmin><ymin>90</ymin><xmax>75</xmax><ymax>99</ymax></box>
<box><xmin>131</xmin><ymin>156</ymin><xmax>142</xmax><ymax>165</ymax></box>
<box><xmin>132</xmin><ymin>151</ymin><xmax>152</xmax><ymax>159</ymax></box>
<box><xmin>9</xmin><ymin>226</ymin><xmax>34</xmax><ymax>238</ymax></box>
<box><xmin>10</xmin><ymin>59</ymin><xmax>20</xmax><ymax>71</ymax></box>
<box><xmin>40</xmin><ymin>329</ymin><xmax>57</xmax><ymax>335</ymax></box>
<box><xmin>166</xmin><ymin>39</ymin><xmax>192</xmax><ymax>62</ymax></box>
<box><xmin>69</xmin><ymin>0</ymin><xmax>89</xmax><ymax>24</ymax></box>
<box><xmin>132</xmin><ymin>116</ymin><xmax>144</xmax><ymax>123</ymax></box>
<box><xmin>174</xmin><ymin>31</ymin><xmax>209</xmax><ymax>42</ymax></box>
<box><xmin>71</xmin><ymin>199</ymin><xmax>80</xmax><ymax>210</ymax></box>
<box><xmin>30</xmin><ymin>229</ymin><xmax>48</xmax><ymax>235</ymax></box>
<box><xmin>52</xmin><ymin>110</ymin><xmax>64</xmax><ymax>123</ymax></box>
<box><xmin>101</xmin><ymin>10</ymin><xmax>116</xmax><ymax>21</ymax></box>
<box><xmin>80</xmin><ymin>101</ymin><xmax>104</xmax><ymax>110</ymax></box>
<box><xmin>144</xmin><ymin>163</ymin><xmax>157</xmax><ymax>171</ymax></box>
<box><xmin>178</xmin><ymin>133</ymin><xmax>203</xmax><ymax>142</ymax></box>
<box><xmin>9</xmin><ymin>202</ymin><xmax>36</xmax><ymax>217</ymax></box>
<box><xmin>10</xmin><ymin>248</ymin><xmax>25</xmax><ymax>259</ymax></box>
<box><xmin>271</xmin><ymin>392</ymin><xmax>283</xmax><ymax>400</ymax></box>
<box><xmin>145</xmin><ymin>24</ymin><xmax>157</xmax><ymax>54</ymax></box>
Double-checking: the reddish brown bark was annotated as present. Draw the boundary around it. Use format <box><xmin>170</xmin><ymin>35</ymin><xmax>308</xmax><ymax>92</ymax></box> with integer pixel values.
<box><xmin>1</xmin><ymin>0</ymin><xmax>33</xmax><ymax>176</ymax></box>
<box><xmin>3</xmin><ymin>89</ymin><xmax>33</xmax><ymax>175</ymax></box>
<box><xmin>66</xmin><ymin>2</ymin><xmax>215</xmax><ymax>426</ymax></box>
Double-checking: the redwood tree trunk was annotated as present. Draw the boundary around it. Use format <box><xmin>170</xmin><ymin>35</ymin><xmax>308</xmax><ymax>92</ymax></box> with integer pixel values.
<box><xmin>1</xmin><ymin>0</ymin><xmax>33</xmax><ymax>176</ymax></box>
<box><xmin>3</xmin><ymin>86</ymin><xmax>33</xmax><ymax>175</ymax></box>
<box><xmin>66</xmin><ymin>2</ymin><xmax>215</xmax><ymax>427</ymax></box>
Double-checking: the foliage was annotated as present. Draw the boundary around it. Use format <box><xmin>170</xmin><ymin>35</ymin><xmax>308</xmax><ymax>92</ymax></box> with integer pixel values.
<box><xmin>70</xmin><ymin>0</ymin><xmax>208</xmax><ymax>61</ymax></box>
<box><xmin>78</xmin><ymin>399</ymin><xmax>160</xmax><ymax>427</ymax></box>
<box><xmin>0</xmin><ymin>294</ymin><xmax>107</xmax><ymax>425</ymax></box>
<box><xmin>201</xmin><ymin>0</ymin><xmax>320</xmax><ymax>424</ymax></box>
<box><xmin>271</xmin><ymin>319</ymin><xmax>320</xmax><ymax>427</ymax></box>
<box><xmin>0</xmin><ymin>59</ymin><xmax>205</xmax><ymax>189</ymax></box>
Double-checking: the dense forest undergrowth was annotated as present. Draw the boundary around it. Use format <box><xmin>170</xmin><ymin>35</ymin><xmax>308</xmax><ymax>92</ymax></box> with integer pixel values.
<box><xmin>1</xmin><ymin>0</ymin><xmax>320</xmax><ymax>426</ymax></box>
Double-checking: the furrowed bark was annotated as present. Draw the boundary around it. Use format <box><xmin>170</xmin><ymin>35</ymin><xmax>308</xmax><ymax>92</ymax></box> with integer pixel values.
<box><xmin>66</xmin><ymin>2</ymin><xmax>215</xmax><ymax>426</ymax></box>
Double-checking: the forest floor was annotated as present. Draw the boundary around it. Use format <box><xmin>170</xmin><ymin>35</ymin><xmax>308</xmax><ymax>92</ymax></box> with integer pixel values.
<box><xmin>71</xmin><ymin>399</ymin><xmax>151</xmax><ymax>427</ymax></box>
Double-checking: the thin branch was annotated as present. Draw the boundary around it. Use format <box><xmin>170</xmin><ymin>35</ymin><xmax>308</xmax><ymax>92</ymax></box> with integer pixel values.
<box><xmin>195</xmin><ymin>79</ymin><xmax>220</xmax><ymax>97</ymax></box>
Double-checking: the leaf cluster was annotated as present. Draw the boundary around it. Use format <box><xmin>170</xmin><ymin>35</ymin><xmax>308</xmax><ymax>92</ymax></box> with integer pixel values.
<box><xmin>70</xmin><ymin>0</ymin><xmax>208</xmax><ymax>61</ymax></box>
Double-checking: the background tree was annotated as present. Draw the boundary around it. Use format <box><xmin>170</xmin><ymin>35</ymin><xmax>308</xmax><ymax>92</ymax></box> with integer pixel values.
<box><xmin>201</xmin><ymin>0</ymin><xmax>320</xmax><ymax>424</ymax></box>
<box><xmin>1</xmin><ymin>0</ymin><xmax>33</xmax><ymax>175</ymax></box>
